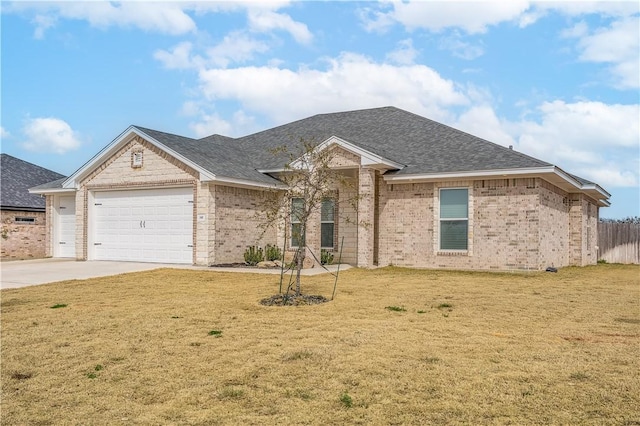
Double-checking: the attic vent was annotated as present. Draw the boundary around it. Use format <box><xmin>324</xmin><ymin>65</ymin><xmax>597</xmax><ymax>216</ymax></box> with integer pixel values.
<box><xmin>132</xmin><ymin>150</ymin><xmax>143</xmax><ymax>168</ymax></box>
<box><xmin>15</xmin><ymin>217</ymin><xmax>35</xmax><ymax>224</ymax></box>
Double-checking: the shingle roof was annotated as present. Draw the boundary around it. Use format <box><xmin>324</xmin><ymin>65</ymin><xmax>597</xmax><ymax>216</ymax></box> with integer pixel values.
<box><xmin>232</xmin><ymin>106</ymin><xmax>552</xmax><ymax>174</ymax></box>
<box><xmin>133</xmin><ymin>126</ymin><xmax>282</xmax><ymax>185</ymax></box>
<box><xmin>1</xmin><ymin>154</ymin><xmax>65</xmax><ymax>210</ymax></box>
<box><xmin>35</xmin><ymin>106</ymin><xmax>593</xmax><ymax>192</ymax></box>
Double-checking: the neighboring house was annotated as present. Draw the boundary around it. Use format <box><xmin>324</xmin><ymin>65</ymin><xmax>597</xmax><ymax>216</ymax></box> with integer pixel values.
<box><xmin>1</xmin><ymin>154</ymin><xmax>65</xmax><ymax>259</ymax></box>
<box><xmin>30</xmin><ymin>107</ymin><xmax>610</xmax><ymax>270</ymax></box>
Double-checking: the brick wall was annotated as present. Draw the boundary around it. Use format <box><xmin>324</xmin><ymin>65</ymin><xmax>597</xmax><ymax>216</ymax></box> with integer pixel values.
<box><xmin>377</xmin><ymin>177</ymin><xmax>589</xmax><ymax>271</ymax></box>
<box><xmin>0</xmin><ymin>210</ymin><xmax>47</xmax><ymax>259</ymax></box>
<box><xmin>377</xmin><ymin>180</ymin><xmax>434</xmax><ymax>267</ymax></box>
<box><xmin>214</xmin><ymin>185</ymin><xmax>277</xmax><ymax>264</ymax></box>
<box><xmin>538</xmin><ymin>180</ymin><xmax>570</xmax><ymax>268</ymax></box>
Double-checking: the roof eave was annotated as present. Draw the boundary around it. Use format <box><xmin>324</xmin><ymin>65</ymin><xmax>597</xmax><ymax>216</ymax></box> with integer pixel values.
<box><xmin>383</xmin><ymin>166</ymin><xmax>558</xmax><ymax>183</ymax></box>
<box><xmin>28</xmin><ymin>187</ymin><xmax>76</xmax><ymax>195</ymax></box>
<box><xmin>383</xmin><ymin>166</ymin><xmax>611</xmax><ymax>204</ymax></box>
<box><xmin>207</xmin><ymin>175</ymin><xmax>287</xmax><ymax>190</ymax></box>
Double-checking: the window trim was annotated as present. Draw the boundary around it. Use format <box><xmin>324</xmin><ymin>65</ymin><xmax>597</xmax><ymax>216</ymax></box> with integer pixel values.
<box><xmin>320</xmin><ymin>198</ymin><xmax>336</xmax><ymax>250</ymax></box>
<box><xmin>290</xmin><ymin>197</ymin><xmax>304</xmax><ymax>249</ymax></box>
<box><xmin>438</xmin><ymin>187</ymin><xmax>469</xmax><ymax>252</ymax></box>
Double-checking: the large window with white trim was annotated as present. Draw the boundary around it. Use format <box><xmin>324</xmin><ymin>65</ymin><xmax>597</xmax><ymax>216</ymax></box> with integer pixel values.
<box><xmin>321</xmin><ymin>199</ymin><xmax>335</xmax><ymax>249</ymax></box>
<box><xmin>439</xmin><ymin>188</ymin><xmax>468</xmax><ymax>250</ymax></box>
<box><xmin>290</xmin><ymin>198</ymin><xmax>305</xmax><ymax>248</ymax></box>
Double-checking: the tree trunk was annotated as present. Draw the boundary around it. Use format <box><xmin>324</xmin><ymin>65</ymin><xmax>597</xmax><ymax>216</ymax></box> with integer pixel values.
<box><xmin>295</xmin><ymin>246</ymin><xmax>304</xmax><ymax>296</ymax></box>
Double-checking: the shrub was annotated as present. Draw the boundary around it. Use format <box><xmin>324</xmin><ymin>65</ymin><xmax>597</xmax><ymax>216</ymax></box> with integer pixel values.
<box><xmin>244</xmin><ymin>246</ymin><xmax>264</xmax><ymax>266</ymax></box>
<box><xmin>265</xmin><ymin>244</ymin><xmax>282</xmax><ymax>261</ymax></box>
<box><xmin>321</xmin><ymin>249</ymin><xmax>334</xmax><ymax>265</ymax></box>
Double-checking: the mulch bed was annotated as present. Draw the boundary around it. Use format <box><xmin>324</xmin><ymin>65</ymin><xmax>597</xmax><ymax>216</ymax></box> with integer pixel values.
<box><xmin>260</xmin><ymin>294</ymin><xmax>329</xmax><ymax>306</ymax></box>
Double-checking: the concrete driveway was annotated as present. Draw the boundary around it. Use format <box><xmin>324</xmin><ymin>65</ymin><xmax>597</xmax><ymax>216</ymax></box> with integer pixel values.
<box><xmin>0</xmin><ymin>258</ymin><xmax>201</xmax><ymax>289</ymax></box>
<box><xmin>0</xmin><ymin>258</ymin><xmax>352</xmax><ymax>289</ymax></box>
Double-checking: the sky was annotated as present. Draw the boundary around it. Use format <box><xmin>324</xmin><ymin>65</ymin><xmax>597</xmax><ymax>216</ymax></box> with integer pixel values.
<box><xmin>1</xmin><ymin>1</ymin><xmax>638</xmax><ymax>219</ymax></box>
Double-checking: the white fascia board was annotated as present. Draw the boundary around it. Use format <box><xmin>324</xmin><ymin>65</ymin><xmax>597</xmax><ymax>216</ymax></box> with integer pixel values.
<box><xmin>28</xmin><ymin>187</ymin><xmax>76</xmax><ymax>195</ymax></box>
<box><xmin>582</xmin><ymin>183</ymin><xmax>611</xmax><ymax>199</ymax></box>
<box><xmin>383</xmin><ymin>166</ymin><xmax>558</xmax><ymax>182</ymax></box>
<box><xmin>211</xmin><ymin>175</ymin><xmax>287</xmax><ymax>190</ymax></box>
<box><xmin>63</xmin><ymin>126</ymin><xmax>216</xmax><ymax>189</ymax></box>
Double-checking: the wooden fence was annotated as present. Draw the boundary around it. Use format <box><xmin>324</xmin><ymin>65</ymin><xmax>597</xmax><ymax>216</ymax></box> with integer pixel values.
<box><xmin>598</xmin><ymin>222</ymin><xmax>640</xmax><ymax>264</ymax></box>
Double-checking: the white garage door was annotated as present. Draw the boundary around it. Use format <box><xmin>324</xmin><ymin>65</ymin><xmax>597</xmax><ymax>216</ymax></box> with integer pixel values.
<box><xmin>56</xmin><ymin>195</ymin><xmax>76</xmax><ymax>258</ymax></box>
<box><xmin>92</xmin><ymin>187</ymin><xmax>193</xmax><ymax>264</ymax></box>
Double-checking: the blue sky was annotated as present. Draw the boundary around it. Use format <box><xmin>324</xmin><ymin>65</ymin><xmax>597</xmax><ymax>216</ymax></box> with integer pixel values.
<box><xmin>1</xmin><ymin>1</ymin><xmax>638</xmax><ymax>218</ymax></box>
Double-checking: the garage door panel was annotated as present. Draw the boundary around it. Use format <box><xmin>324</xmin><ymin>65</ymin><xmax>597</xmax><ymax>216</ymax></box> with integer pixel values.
<box><xmin>56</xmin><ymin>196</ymin><xmax>76</xmax><ymax>258</ymax></box>
<box><xmin>92</xmin><ymin>188</ymin><xmax>193</xmax><ymax>264</ymax></box>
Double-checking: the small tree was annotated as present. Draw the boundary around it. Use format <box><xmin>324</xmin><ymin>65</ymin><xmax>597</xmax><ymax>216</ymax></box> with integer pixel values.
<box><xmin>259</xmin><ymin>138</ymin><xmax>360</xmax><ymax>297</ymax></box>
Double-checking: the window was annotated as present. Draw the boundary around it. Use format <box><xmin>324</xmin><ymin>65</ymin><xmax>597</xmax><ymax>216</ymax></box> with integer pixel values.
<box><xmin>290</xmin><ymin>198</ymin><xmax>305</xmax><ymax>247</ymax></box>
<box><xmin>321</xmin><ymin>199</ymin><xmax>335</xmax><ymax>249</ymax></box>
<box><xmin>439</xmin><ymin>188</ymin><xmax>468</xmax><ymax>250</ymax></box>
<box><xmin>15</xmin><ymin>217</ymin><xmax>36</xmax><ymax>224</ymax></box>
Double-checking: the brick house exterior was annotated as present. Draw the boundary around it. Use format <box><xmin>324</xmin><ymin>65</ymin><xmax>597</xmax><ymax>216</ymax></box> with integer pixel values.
<box><xmin>31</xmin><ymin>107</ymin><xmax>609</xmax><ymax>270</ymax></box>
<box><xmin>1</xmin><ymin>154</ymin><xmax>65</xmax><ymax>259</ymax></box>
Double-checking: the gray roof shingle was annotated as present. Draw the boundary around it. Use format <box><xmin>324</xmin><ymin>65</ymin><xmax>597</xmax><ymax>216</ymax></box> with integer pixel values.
<box><xmin>1</xmin><ymin>154</ymin><xmax>65</xmax><ymax>210</ymax></box>
<box><xmin>36</xmin><ymin>107</ymin><xmax>597</xmax><ymax>191</ymax></box>
<box><xmin>133</xmin><ymin>126</ymin><xmax>282</xmax><ymax>185</ymax></box>
<box><xmin>232</xmin><ymin>106</ymin><xmax>552</xmax><ymax>174</ymax></box>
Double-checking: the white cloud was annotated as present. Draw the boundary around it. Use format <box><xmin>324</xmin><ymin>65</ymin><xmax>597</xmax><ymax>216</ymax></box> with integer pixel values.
<box><xmin>574</xmin><ymin>16</ymin><xmax>640</xmax><ymax>89</ymax></box>
<box><xmin>154</xmin><ymin>42</ymin><xmax>199</xmax><ymax>70</ymax></box>
<box><xmin>11</xmin><ymin>2</ymin><xmax>198</xmax><ymax>38</ymax></box>
<box><xmin>438</xmin><ymin>35</ymin><xmax>485</xmax><ymax>60</ymax></box>
<box><xmin>247</xmin><ymin>9</ymin><xmax>313</xmax><ymax>44</ymax></box>
<box><xmin>538</xmin><ymin>1</ymin><xmax>639</xmax><ymax>18</ymax></box>
<box><xmin>361</xmin><ymin>1</ymin><xmax>531</xmax><ymax>34</ymax></box>
<box><xmin>454</xmin><ymin>105</ymin><xmax>516</xmax><ymax>147</ymax></box>
<box><xmin>359</xmin><ymin>1</ymin><xmax>638</xmax><ymax>35</ymax></box>
<box><xmin>513</xmin><ymin>100</ymin><xmax>639</xmax><ymax>188</ymax></box>
<box><xmin>0</xmin><ymin>127</ymin><xmax>10</xmax><ymax>139</ymax></box>
<box><xmin>21</xmin><ymin>117</ymin><xmax>82</xmax><ymax>154</ymax></box>
<box><xmin>9</xmin><ymin>1</ymin><xmax>311</xmax><ymax>42</ymax></box>
<box><xmin>187</xmin><ymin>105</ymin><xmax>259</xmax><ymax>138</ymax></box>
<box><xmin>207</xmin><ymin>31</ymin><xmax>270</xmax><ymax>68</ymax></box>
<box><xmin>386</xmin><ymin>39</ymin><xmax>419</xmax><ymax>65</ymax></box>
<box><xmin>196</xmin><ymin>52</ymin><xmax>469</xmax><ymax>124</ymax></box>
<box><xmin>189</xmin><ymin>113</ymin><xmax>233</xmax><ymax>139</ymax></box>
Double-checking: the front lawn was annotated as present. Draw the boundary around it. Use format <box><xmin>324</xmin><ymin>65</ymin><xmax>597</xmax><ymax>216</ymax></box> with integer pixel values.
<box><xmin>1</xmin><ymin>265</ymin><xmax>638</xmax><ymax>424</ymax></box>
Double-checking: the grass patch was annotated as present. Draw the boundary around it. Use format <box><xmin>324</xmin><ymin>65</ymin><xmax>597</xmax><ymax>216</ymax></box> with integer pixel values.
<box><xmin>385</xmin><ymin>305</ymin><xmax>406</xmax><ymax>312</ymax></box>
<box><xmin>208</xmin><ymin>330</ymin><xmax>222</xmax><ymax>337</ymax></box>
<box><xmin>436</xmin><ymin>303</ymin><xmax>453</xmax><ymax>309</ymax></box>
<box><xmin>218</xmin><ymin>386</ymin><xmax>244</xmax><ymax>399</ymax></box>
<box><xmin>49</xmin><ymin>303</ymin><xmax>67</xmax><ymax>309</ymax></box>
<box><xmin>1</xmin><ymin>265</ymin><xmax>638</xmax><ymax>424</ymax></box>
<box><xmin>339</xmin><ymin>392</ymin><xmax>353</xmax><ymax>408</ymax></box>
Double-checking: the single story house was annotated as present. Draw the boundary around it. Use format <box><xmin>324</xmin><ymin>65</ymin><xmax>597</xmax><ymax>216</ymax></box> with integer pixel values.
<box><xmin>1</xmin><ymin>154</ymin><xmax>65</xmax><ymax>259</ymax></box>
<box><xmin>30</xmin><ymin>107</ymin><xmax>610</xmax><ymax>270</ymax></box>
